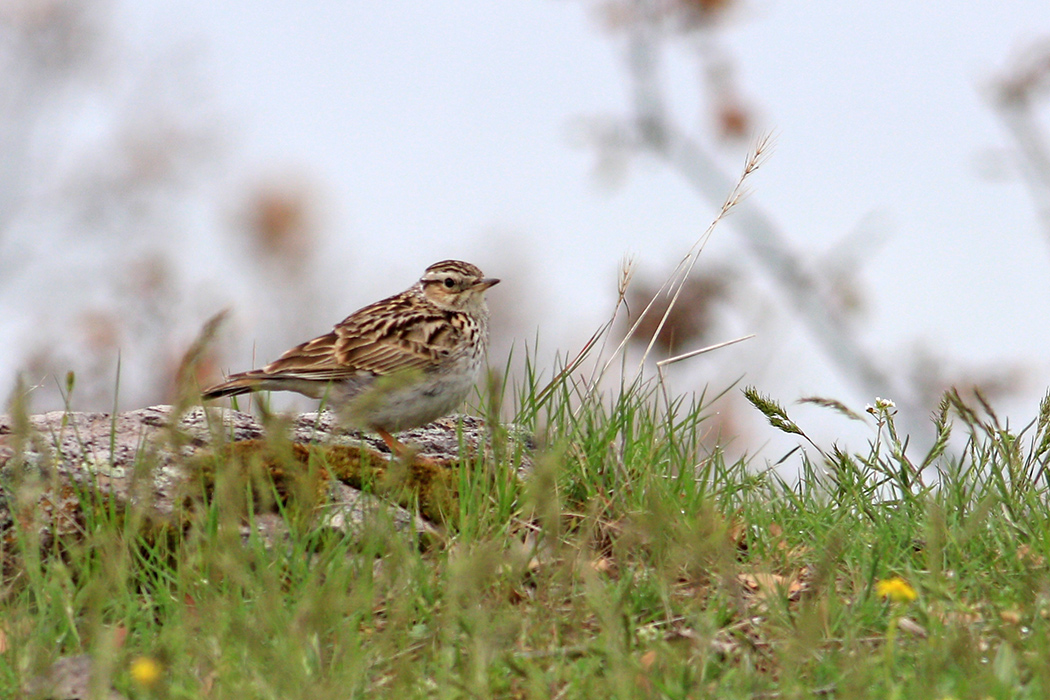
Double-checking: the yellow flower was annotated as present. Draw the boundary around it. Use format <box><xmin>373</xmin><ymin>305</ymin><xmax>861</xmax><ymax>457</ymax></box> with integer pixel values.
<box><xmin>130</xmin><ymin>656</ymin><xmax>163</xmax><ymax>688</ymax></box>
<box><xmin>876</xmin><ymin>576</ymin><xmax>917</xmax><ymax>603</ymax></box>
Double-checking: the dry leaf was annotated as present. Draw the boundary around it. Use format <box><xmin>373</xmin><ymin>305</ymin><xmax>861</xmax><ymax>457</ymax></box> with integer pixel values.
<box><xmin>739</xmin><ymin>573</ymin><xmax>784</xmax><ymax>599</ymax></box>
<box><xmin>727</xmin><ymin>519</ymin><xmax>749</xmax><ymax>554</ymax></box>
<box><xmin>1000</xmin><ymin>609</ymin><xmax>1022</xmax><ymax>625</ymax></box>
<box><xmin>897</xmin><ymin>617</ymin><xmax>928</xmax><ymax>638</ymax></box>
<box><xmin>113</xmin><ymin>625</ymin><xmax>128</xmax><ymax>650</ymax></box>
<box><xmin>943</xmin><ymin>610</ymin><xmax>983</xmax><ymax>625</ymax></box>
<box><xmin>1017</xmin><ymin>544</ymin><xmax>1045</xmax><ymax>566</ymax></box>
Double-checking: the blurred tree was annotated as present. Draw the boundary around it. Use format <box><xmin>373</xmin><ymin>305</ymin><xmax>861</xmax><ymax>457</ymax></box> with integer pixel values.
<box><xmin>0</xmin><ymin>0</ymin><xmax>326</xmax><ymax>411</ymax></box>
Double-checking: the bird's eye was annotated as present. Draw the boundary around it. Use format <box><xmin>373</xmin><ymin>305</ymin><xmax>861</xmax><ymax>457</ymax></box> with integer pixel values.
<box><xmin>443</xmin><ymin>277</ymin><xmax>455</xmax><ymax>289</ymax></box>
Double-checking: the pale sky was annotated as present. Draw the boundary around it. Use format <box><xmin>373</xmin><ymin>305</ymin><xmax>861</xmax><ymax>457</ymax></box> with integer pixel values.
<box><xmin>4</xmin><ymin>1</ymin><xmax>1049</xmax><ymax>451</ymax></box>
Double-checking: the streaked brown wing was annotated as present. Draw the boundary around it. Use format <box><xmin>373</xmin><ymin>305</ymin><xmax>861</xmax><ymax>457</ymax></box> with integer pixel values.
<box><xmin>258</xmin><ymin>293</ymin><xmax>458</xmax><ymax>381</ymax></box>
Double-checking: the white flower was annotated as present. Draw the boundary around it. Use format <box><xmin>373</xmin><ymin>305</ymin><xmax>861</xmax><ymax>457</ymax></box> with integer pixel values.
<box><xmin>866</xmin><ymin>397</ymin><xmax>897</xmax><ymax>417</ymax></box>
<box><xmin>875</xmin><ymin>397</ymin><xmax>896</xmax><ymax>410</ymax></box>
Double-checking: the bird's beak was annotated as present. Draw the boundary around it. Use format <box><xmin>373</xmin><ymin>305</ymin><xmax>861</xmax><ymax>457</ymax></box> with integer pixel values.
<box><xmin>475</xmin><ymin>278</ymin><xmax>500</xmax><ymax>290</ymax></box>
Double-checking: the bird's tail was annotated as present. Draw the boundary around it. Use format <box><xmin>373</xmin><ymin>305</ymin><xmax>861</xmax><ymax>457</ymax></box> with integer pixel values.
<box><xmin>200</xmin><ymin>373</ymin><xmax>266</xmax><ymax>400</ymax></box>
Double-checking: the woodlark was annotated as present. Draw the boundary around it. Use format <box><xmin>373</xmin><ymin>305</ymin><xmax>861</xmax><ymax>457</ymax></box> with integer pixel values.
<box><xmin>202</xmin><ymin>260</ymin><xmax>499</xmax><ymax>455</ymax></box>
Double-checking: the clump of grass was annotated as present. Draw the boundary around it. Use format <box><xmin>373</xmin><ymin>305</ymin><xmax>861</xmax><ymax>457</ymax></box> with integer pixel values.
<box><xmin>9</xmin><ymin>360</ymin><xmax>1050</xmax><ymax>697</ymax></box>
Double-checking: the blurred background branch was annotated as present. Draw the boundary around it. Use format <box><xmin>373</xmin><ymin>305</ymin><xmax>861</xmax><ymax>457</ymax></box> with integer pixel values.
<box><xmin>582</xmin><ymin>0</ymin><xmax>1038</xmax><ymax>430</ymax></box>
<box><xmin>990</xmin><ymin>38</ymin><xmax>1050</xmax><ymax>250</ymax></box>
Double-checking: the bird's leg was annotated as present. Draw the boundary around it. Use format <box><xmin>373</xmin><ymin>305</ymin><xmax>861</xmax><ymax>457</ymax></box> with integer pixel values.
<box><xmin>374</xmin><ymin>426</ymin><xmax>448</xmax><ymax>468</ymax></box>
<box><xmin>375</xmin><ymin>427</ymin><xmax>411</xmax><ymax>458</ymax></box>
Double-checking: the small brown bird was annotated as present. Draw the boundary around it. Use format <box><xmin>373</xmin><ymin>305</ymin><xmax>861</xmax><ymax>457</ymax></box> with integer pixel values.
<box><xmin>202</xmin><ymin>260</ymin><xmax>499</xmax><ymax>455</ymax></box>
